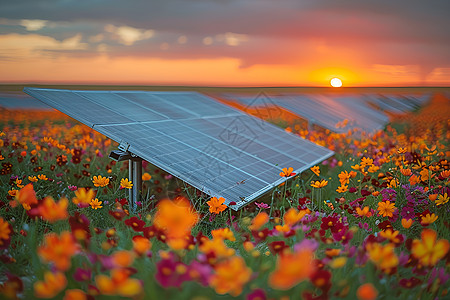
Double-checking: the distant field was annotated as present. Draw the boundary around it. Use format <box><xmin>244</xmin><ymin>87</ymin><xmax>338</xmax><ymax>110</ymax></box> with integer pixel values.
<box><xmin>1</xmin><ymin>83</ymin><xmax>449</xmax><ymax>95</ymax></box>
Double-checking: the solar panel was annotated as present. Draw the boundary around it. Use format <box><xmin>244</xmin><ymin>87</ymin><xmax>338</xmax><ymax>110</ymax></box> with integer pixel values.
<box><xmin>24</xmin><ymin>88</ymin><xmax>334</xmax><ymax>209</ymax></box>
<box><xmin>217</xmin><ymin>93</ymin><xmax>389</xmax><ymax>133</ymax></box>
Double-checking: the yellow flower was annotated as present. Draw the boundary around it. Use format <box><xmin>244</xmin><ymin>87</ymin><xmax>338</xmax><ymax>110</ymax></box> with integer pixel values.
<box><xmin>421</xmin><ymin>213</ymin><xmax>438</xmax><ymax>225</ymax></box>
<box><xmin>72</xmin><ymin>187</ymin><xmax>95</xmax><ymax>206</ymax></box>
<box><xmin>310</xmin><ymin>179</ymin><xmax>328</xmax><ymax>188</ymax></box>
<box><xmin>90</xmin><ymin>198</ymin><xmax>103</xmax><ymax>209</ymax></box>
<box><xmin>336</xmin><ymin>185</ymin><xmax>348</xmax><ymax>193</ymax></box>
<box><xmin>28</xmin><ymin>176</ymin><xmax>38</xmax><ymax>182</ymax></box>
<box><xmin>38</xmin><ymin>174</ymin><xmax>48</xmax><ymax>181</ymax></box>
<box><xmin>34</xmin><ymin>271</ymin><xmax>67</xmax><ymax>298</ymax></box>
<box><xmin>411</xmin><ymin>229</ymin><xmax>449</xmax><ymax>267</ymax></box>
<box><xmin>436</xmin><ymin>193</ymin><xmax>448</xmax><ymax>206</ymax></box>
<box><xmin>377</xmin><ymin>201</ymin><xmax>396</xmax><ymax>218</ymax></box>
<box><xmin>92</xmin><ymin>175</ymin><xmax>109</xmax><ymax>187</ymax></box>
<box><xmin>379</xmin><ymin>229</ymin><xmax>401</xmax><ymax>244</ymax></box>
<box><xmin>397</xmin><ymin>147</ymin><xmax>407</xmax><ymax>154</ymax></box>
<box><xmin>356</xmin><ymin>206</ymin><xmax>372</xmax><ymax>217</ymax></box>
<box><xmin>120</xmin><ymin>178</ymin><xmax>133</xmax><ymax>189</ymax></box>
<box><xmin>329</xmin><ymin>257</ymin><xmax>347</xmax><ymax>269</ymax></box>
<box><xmin>207</xmin><ymin>197</ymin><xmax>227</xmax><ymax>214</ymax></box>
<box><xmin>366</xmin><ymin>243</ymin><xmax>398</xmax><ymax>273</ymax></box>
<box><xmin>310</xmin><ymin>166</ymin><xmax>320</xmax><ymax>176</ymax></box>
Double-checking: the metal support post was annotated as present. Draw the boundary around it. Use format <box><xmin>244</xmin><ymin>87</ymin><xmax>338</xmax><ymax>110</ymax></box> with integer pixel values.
<box><xmin>128</xmin><ymin>157</ymin><xmax>142</xmax><ymax>213</ymax></box>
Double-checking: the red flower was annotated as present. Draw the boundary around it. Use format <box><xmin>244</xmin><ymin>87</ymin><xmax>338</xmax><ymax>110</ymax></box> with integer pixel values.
<box><xmin>268</xmin><ymin>241</ymin><xmax>289</xmax><ymax>255</ymax></box>
<box><xmin>124</xmin><ymin>217</ymin><xmax>145</xmax><ymax>232</ymax></box>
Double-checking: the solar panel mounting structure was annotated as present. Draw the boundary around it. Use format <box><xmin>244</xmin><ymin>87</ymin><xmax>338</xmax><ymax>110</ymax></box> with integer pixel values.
<box><xmin>24</xmin><ymin>88</ymin><xmax>334</xmax><ymax>210</ymax></box>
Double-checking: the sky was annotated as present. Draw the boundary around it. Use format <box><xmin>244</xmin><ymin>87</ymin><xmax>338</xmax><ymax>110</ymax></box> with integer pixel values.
<box><xmin>0</xmin><ymin>0</ymin><xmax>449</xmax><ymax>87</ymax></box>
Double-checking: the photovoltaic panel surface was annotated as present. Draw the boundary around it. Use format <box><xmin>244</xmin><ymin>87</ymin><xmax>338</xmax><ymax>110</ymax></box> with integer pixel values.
<box><xmin>24</xmin><ymin>88</ymin><xmax>334</xmax><ymax>209</ymax></box>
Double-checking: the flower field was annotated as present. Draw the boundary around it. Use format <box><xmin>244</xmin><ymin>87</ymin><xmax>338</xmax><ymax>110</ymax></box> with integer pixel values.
<box><xmin>0</xmin><ymin>93</ymin><xmax>449</xmax><ymax>300</ymax></box>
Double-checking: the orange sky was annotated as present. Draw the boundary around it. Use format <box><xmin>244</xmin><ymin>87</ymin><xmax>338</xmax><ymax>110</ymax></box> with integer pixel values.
<box><xmin>0</xmin><ymin>1</ymin><xmax>449</xmax><ymax>87</ymax></box>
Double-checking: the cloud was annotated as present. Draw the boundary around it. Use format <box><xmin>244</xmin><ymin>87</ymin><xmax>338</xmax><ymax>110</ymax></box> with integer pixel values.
<box><xmin>104</xmin><ymin>24</ymin><xmax>154</xmax><ymax>46</ymax></box>
<box><xmin>20</xmin><ymin>19</ymin><xmax>47</xmax><ymax>31</ymax></box>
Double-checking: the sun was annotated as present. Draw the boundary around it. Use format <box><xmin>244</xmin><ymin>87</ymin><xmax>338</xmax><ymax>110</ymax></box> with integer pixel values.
<box><xmin>330</xmin><ymin>78</ymin><xmax>343</xmax><ymax>87</ymax></box>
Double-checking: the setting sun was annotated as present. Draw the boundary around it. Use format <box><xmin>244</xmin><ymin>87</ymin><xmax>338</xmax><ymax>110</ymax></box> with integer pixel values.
<box><xmin>330</xmin><ymin>78</ymin><xmax>343</xmax><ymax>87</ymax></box>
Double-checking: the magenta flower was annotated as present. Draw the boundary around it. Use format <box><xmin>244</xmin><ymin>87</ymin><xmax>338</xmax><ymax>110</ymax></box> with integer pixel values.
<box><xmin>255</xmin><ymin>202</ymin><xmax>270</xmax><ymax>209</ymax></box>
<box><xmin>73</xmin><ymin>268</ymin><xmax>92</xmax><ymax>282</ymax></box>
<box><xmin>155</xmin><ymin>256</ymin><xmax>190</xmax><ymax>288</ymax></box>
<box><xmin>68</xmin><ymin>185</ymin><xmax>78</xmax><ymax>191</ymax></box>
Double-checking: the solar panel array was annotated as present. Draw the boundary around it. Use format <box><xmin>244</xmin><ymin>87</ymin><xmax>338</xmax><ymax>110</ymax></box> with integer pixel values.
<box><xmin>217</xmin><ymin>92</ymin><xmax>430</xmax><ymax>134</ymax></box>
<box><xmin>24</xmin><ymin>88</ymin><xmax>334</xmax><ymax>209</ymax></box>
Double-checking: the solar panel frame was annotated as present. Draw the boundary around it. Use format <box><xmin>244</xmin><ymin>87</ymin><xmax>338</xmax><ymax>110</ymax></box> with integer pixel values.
<box><xmin>24</xmin><ymin>87</ymin><xmax>334</xmax><ymax>209</ymax></box>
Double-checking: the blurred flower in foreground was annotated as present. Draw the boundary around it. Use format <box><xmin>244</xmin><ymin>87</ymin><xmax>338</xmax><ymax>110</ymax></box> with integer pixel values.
<box><xmin>207</xmin><ymin>197</ymin><xmax>227</xmax><ymax>214</ymax></box>
<box><xmin>95</xmin><ymin>268</ymin><xmax>142</xmax><ymax>297</ymax></box>
<box><xmin>38</xmin><ymin>231</ymin><xmax>78</xmax><ymax>271</ymax></box>
<box><xmin>411</xmin><ymin>229</ymin><xmax>449</xmax><ymax>267</ymax></box>
<box><xmin>154</xmin><ymin>197</ymin><xmax>199</xmax><ymax>250</ymax></box>
<box><xmin>356</xmin><ymin>283</ymin><xmax>378</xmax><ymax>300</ymax></box>
<box><xmin>72</xmin><ymin>187</ymin><xmax>95</xmax><ymax>207</ymax></box>
<box><xmin>0</xmin><ymin>217</ymin><xmax>12</xmax><ymax>249</ymax></box>
<box><xmin>268</xmin><ymin>248</ymin><xmax>315</xmax><ymax>290</ymax></box>
<box><xmin>13</xmin><ymin>183</ymin><xmax>38</xmax><ymax>210</ymax></box>
<box><xmin>366</xmin><ymin>242</ymin><xmax>398</xmax><ymax>273</ymax></box>
<box><xmin>39</xmin><ymin>197</ymin><xmax>68</xmax><ymax>223</ymax></box>
<box><xmin>142</xmin><ymin>172</ymin><xmax>152</xmax><ymax>181</ymax></box>
<box><xmin>34</xmin><ymin>271</ymin><xmax>67</xmax><ymax>298</ymax></box>
<box><xmin>209</xmin><ymin>256</ymin><xmax>251</xmax><ymax>296</ymax></box>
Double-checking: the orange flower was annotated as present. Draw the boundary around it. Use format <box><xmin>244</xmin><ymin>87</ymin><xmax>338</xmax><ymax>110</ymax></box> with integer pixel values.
<box><xmin>366</xmin><ymin>243</ymin><xmax>398</xmax><ymax>273</ymax></box>
<box><xmin>360</xmin><ymin>157</ymin><xmax>374</xmax><ymax>167</ymax></box>
<box><xmin>95</xmin><ymin>269</ymin><xmax>142</xmax><ymax>297</ymax></box>
<box><xmin>209</xmin><ymin>256</ymin><xmax>251</xmax><ymax>297</ymax></box>
<box><xmin>132</xmin><ymin>236</ymin><xmax>152</xmax><ymax>256</ymax></box>
<box><xmin>411</xmin><ymin>229</ymin><xmax>449</xmax><ymax>267</ymax></box>
<box><xmin>420</xmin><ymin>168</ymin><xmax>430</xmax><ymax>182</ymax></box>
<box><xmin>14</xmin><ymin>183</ymin><xmax>38</xmax><ymax>210</ymax></box>
<box><xmin>120</xmin><ymin>178</ymin><xmax>133</xmax><ymax>189</ymax></box>
<box><xmin>356</xmin><ymin>206</ymin><xmax>372</xmax><ymax>217</ymax></box>
<box><xmin>400</xmin><ymin>168</ymin><xmax>412</xmax><ymax>176</ymax></box>
<box><xmin>63</xmin><ymin>289</ymin><xmax>87</xmax><ymax>300</ymax></box>
<box><xmin>279</xmin><ymin>167</ymin><xmax>296</xmax><ymax>177</ymax></box>
<box><xmin>283</xmin><ymin>208</ymin><xmax>307</xmax><ymax>227</ymax></box>
<box><xmin>428</xmin><ymin>194</ymin><xmax>438</xmax><ymax>202</ymax></box>
<box><xmin>90</xmin><ymin>198</ymin><xmax>103</xmax><ymax>210</ymax></box>
<box><xmin>38</xmin><ymin>174</ymin><xmax>48</xmax><ymax>181</ymax></box>
<box><xmin>310</xmin><ymin>179</ymin><xmax>328</xmax><ymax>188</ymax></box>
<box><xmin>268</xmin><ymin>248</ymin><xmax>316</xmax><ymax>290</ymax></box>
<box><xmin>92</xmin><ymin>175</ymin><xmax>109</xmax><ymax>187</ymax></box>
<box><xmin>154</xmin><ymin>197</ymin><xmax>199</xmax><ymax>250</ymax></box>
<box><xmin>34</xmin><ymin>271</ymin><xmax>67</xmax><ymax>298</ymax></box>
<box><xmin>421</xmin><ymin>213</ymin><xmax>438</xmax><ymax>225</ymax></box>
<box><xmin>212</xmin><ymin>228</ymin><xmax>236</xmax><ymax>241</ymax></box>
<box><xmin>338</xmin><ymin>171</ymin><xmax>350</xmax><ymax>185</ymax></box>
<box><xmin>38</xmin><ymin>231</ymin><xmax>78</xmax><ymax>271</ymax></box>
<box><xmin>377</xmin><ymin>201</ymin><xmax>396</xmax><ymax>218</ymax></box>
<box><xmin>0</xmin><ymin>217</ymin><xmax>12</xmax><ymax>247</ymax></box>
<box><xmin>310</xmin><ymin>166</ymin><xmax>320</xmax><ymax>176</ymax></box>
<box><xmin>349</xmin><ymin>171</ymin><xmax>357</xmax><ymax>178</ymax></box>
<box><xmin>14</xmin><ymin>178</ymin><xmax>24</xmax><ymax>188</ymax></box>
<box><xmin>39</xmin><ymin>197</ymin><xmax>68</xmax><ymax>223</ymax></box>
<box><xmin>111</xmin><ymin>250</ymin><xmax>135</xmax><ymax>268</ymax></box>
<box><xmin>397</xmin><ymin>147</ymin><xmax>407</xmax><ymax>154</ymax></box>
<box><xmin>199</xmin><ymin>238</ymin><xmax>235</xmax><ymax>259</ymax></box>
<box><xmin>356</xmin><ymin>283</ymin><xmax>378</xmax><ymax>300</ymax></box>
<box><xmin>207</xmin><ymin>197</ymin><xmax>227</xmax><ymax>214</ymax></box>
<box><xmin>248</xmin><ymin>212</ymin><xmax>269</xmax><ymax>231</ymax></box>
<box><xmin>401</xmin><ymin>218</ymin><xmax>414</xmax><ymax>229</ymax></box>
<box><xmin>409</xmin><ymin>174</ymin><xmax>420</xmax><ymax>185</ymax></box>
<box><xmin>336</xmin><ymin>185</ymin><xmax>348</xmax><ymax>193</ymax></box>
<box><xmin>142</xmin><ymin>172</ymin><xmax>152</xmax><ymax>181</ymax></box>
<box><xmin>72</xmin><ymin>187</ymin><xmax>95</xmax><ymax>206</ymax></box>
<box><xmin>440</xmin><ymin>170</ymin><xmax>450</xmax><ymax>179</ymax></box>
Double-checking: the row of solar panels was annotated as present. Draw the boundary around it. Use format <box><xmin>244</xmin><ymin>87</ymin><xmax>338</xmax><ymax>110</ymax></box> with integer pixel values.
<box><xmin>24</xmin><ymin>88</ymin><xmax>334</xmax><ymax>209</ymax></box>
<box><xmin>215</xmin><ymin>93</ymin><xmax>431</xmax><ymax>134</ymax></box>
